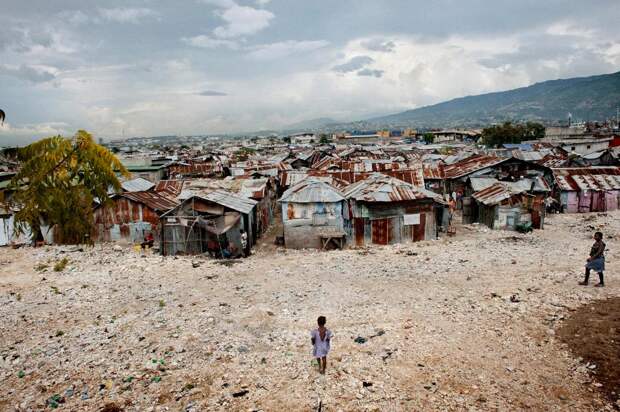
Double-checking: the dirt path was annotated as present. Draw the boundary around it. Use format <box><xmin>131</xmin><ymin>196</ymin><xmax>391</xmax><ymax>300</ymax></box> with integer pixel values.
<box><xmin>0</xmin><ymin>211</ymin><xmax>619</xmax><ymax>411</ymax></box>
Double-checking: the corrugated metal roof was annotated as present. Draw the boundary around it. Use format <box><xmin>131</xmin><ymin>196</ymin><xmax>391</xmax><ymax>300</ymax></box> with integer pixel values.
<box><xmin>279</xmin><ymin>177</ymin><xmax>345</xmax><ymax>203</ymax></box>
<box><xmin>443</xmin><ymin>155</ymin><xmax>507</xmax><ymax>179</ymax></box>
<box><xmin>121</xmin><ymin>191</ymin><xmax>179</xmax><ymax>212</ymax></box>
<box><xmin>344</xmin><ymin>173</ymin><xmax>444</xmax><ymax>203</ymax></box>
<box><xmin>201</xmin><ymin>189</ymin><xmax>258</xmax><ymax>214</ymax></box>
<box><xmin>282</xmin><ymin>171</ymin><xmax>309</xmax><ymax>187</ymax></box>
<box><xmin>553</xmin><ymin>167</ymin><xmax>620</xmax><ymax>191</ymax></box>
<box><xmin>315</xmin><ymin>158</ymin><xmax>410</xmax><ymax>173</ymax></box>
<box><xmin>472</xmin><ymin>183</ymin><xmax>520</xmax><ymax>206</ymax></box>
<box><xmin>155</xmin><ymin>180</ymin><xmax>186</xmax><ymax>197</ymax></box>
<box><xmin>238</xmin><ymin>178</ymin><xmax>270</xmax><ymax>200</ymax></box>
<box><xmin>571</xmin><ymin>174</ymin><xmax>620</xmax><ymax>191</ymax></box>
<box><xmin>121</xmin><ymin>177</ymin><xmax>155</xmax><ymax>192</ymax></box>
<box><xmin>469</xmin><ymin>176</ymin><xmax>550</xmax><ymax>192</ymax></box>
<box><xmin>422</xmin><ymin>163</ymin><xmax>445</xmax><ymax>179</ymax></box>
<box><xmin>168</xmin><ymin>162</ymin><xmax>221</xmax><ymax>177</ymax></box>
<box><xmin>469</xmin><ymin>177</ymin><xmax>500</xmax><ymax>192</ymax></box>
<box><xmin>512</xmin><ymin>150</ymin><xmax>544</xmax><ymax>162</ymax></box>
<box><xmin>537</xmin><ymin>155</ymin><xmax>567</xmax><ymax>168</ymax></box>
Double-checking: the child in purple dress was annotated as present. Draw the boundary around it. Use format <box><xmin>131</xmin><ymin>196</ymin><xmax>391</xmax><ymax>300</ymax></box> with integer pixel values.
<box><xmin>310</xmin><ymin>316</ymin><xmax>333</xmax><ymax>374</ymax></box>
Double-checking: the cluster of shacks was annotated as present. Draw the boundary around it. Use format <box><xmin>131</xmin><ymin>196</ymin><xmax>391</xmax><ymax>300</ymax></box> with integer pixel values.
<box><xmin>1</xmin><ymin>140</ymin><xmax>619</xmax><ymax>250</ymax></box>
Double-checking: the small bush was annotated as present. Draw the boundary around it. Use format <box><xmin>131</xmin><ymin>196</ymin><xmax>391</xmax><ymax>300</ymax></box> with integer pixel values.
<box><xmin>53</xmin><ymin>258</ymin><xmax>69</xmax><ymax>272</ymax></box>
<box><xmin>34</xmin><ymin>263</ymin><xmax>49</xmax><ymax>272</ymax></box>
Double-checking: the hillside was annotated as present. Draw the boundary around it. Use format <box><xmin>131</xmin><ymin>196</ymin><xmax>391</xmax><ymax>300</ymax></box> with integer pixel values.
<box><xmin>368</xmin><ymin>71</ymin><xmax>620</xmax><ymax>128</ymax></box>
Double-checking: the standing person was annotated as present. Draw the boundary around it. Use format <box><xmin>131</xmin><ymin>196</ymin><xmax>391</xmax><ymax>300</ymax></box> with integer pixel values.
<box><xmin>579</xmin><ymin>231</ymin><xmax>606</xmax><ymax>287</ymax></box>
<box><xmin>310</xmin><ymin>316</ymin><xmax>333</xmax><ymax>374</ymax></box>
<box><xmin>240</xmin><ymin>229</ymin><xmax>249</xmax><ymax>258</ymax></box>
<box><xmin>141</xmin><ymin>232</ymin><xmax>154</xmax><ymax>249</ymax></box>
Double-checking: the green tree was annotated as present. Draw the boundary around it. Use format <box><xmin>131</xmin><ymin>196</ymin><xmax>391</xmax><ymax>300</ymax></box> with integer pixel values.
<box><xmin>319</xmin><ymin>134</ymin><xmax>330</xmax><ymax>144</ymax></box>
<box><xmin>10</xmin><ymin>130</ymin><xmax>128</xmax><ymax>244</ymax></box>
<box><xmin>282</xmin><ymin>136</ymin><xmax>291</xmax><ymax>143</ymax></box>
<box><xmin>422</xmin><ymin>132</ymin><xmax>435</xmax><ymax>144</ymax></box>
<box><xmin>524</xmin><ymin>121</ymin><xmax>545</xmax><ymax>140</ymax></box>
<box><xmin>236</xmin><ymin>147</ymin><xmax>256</xmax><ymax>160</ymax></box>
<box><xmin>480</xmin><ymin>121</ymin><xmax>545</xmax><ymax>147</ymax></box>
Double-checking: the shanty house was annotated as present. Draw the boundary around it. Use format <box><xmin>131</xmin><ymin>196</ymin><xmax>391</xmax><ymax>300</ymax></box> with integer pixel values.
<box><xmin>344</xmin><ymin>173</ymin><xmax>446</xmax><ymax>246</ymax></box>
<box><xmin>93</xmin><ymin>191</ymin><xmax>178</xmax><ymax>243</ymax></box>
<box><xmin>160</xmin><ymin>190</ymin><xmax>257</xmax><ymax>256</ymax></box>
<box><xmin>465</xmin><ymin>176</ymin><xmax>550</xmax><ymax>226</ymax></box>
<box><xmin>471</xmin><ymin>183</ymin><xmax>546</xmax><ymax>230</ymax></box>
<box><xmin>552</xmin><ymin>167</ymin><xmax>620</xmax><ymax>213</ymax></box>
<box><xmin>279</xmin><ymin>178</ymin><xmax>346</xmax><ymax>249</ymax></box>
<box><xmin>0</xmin><ymin>204</ymin><xmax>32</xmax><ymax>246</ymax></box>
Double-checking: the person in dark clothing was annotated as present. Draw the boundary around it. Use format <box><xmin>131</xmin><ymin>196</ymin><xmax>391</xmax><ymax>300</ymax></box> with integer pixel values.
<box><xmin>141</xmin><ymin>232</ymin><xmax>154</xmax><ymax>249</ymax></box>
<box><xmin>579</xmin><ymin>231</ymin><xmax>606</xmax><ymax>287</ymax></box>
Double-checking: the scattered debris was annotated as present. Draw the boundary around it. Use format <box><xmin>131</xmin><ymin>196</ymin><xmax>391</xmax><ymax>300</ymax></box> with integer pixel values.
<box><xmin>232</xmin><ymin>389</ymin><xmax>249</xmax><ymax>398</ymax></box>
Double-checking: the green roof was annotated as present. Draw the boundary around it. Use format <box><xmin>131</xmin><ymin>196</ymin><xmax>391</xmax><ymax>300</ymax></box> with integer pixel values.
<box><xmin>123</xmin><ymin>165</ymin><xmax>164</xmax><ymax>172</ymax></box>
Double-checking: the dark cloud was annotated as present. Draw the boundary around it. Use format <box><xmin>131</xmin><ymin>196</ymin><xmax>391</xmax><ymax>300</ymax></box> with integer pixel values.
<box><xmin>333</xmin><ymin>55</ymin><xmax>374</xmax><ymax>73</ymax></box>
<box><xmin>357</xmin><ymin>68</ymin><xmax>384</xmax><ymax>78</ymax></box>
<box><xmin>0</xmin><ymin>64</ymin><xmax>56</xmax><ymax>83</ymax></box>
<box><xmin>198</xmin><ymin>90</ymin><xmax>228</xmax><ymax>96</ymax></box>
<box><xmin>362</xmin><ymin>39</ymin><xmax>395</xmax><ymax>53</ymax></box>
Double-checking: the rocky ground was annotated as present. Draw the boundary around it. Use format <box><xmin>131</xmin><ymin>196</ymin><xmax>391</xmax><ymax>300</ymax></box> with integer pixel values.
<box><xmin>1</xmin><ymin>211</ymin><xmax>619</xmax><ymax>411</ymax></box>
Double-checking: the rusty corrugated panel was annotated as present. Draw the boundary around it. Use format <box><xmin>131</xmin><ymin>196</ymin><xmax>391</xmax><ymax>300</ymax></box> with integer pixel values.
<box><xmin>423</xmin><ymin>163</ymin><xmax>445</xmax><ymax>179</ymax></box>
<box><xmin>443</xmin><ymin>155</ymin><xmax>507</xmax><ymax>179</ymax></box>
<box><xmin>472</xmin><ymin>183</ymin><xmax>516</xmax><ymax>206</ymax></box>
<box><xmin>122</xmin><ymin>191</ymin><xmax>179</xmax><ymax>212</ymax></box>
<box><xmin>371</xmin><ymin>219</ymin><xmax>390</xmax><ymax>245</ymax></box>
<box><xmin>413</xmin><ymin>213</ymin><xmax>426</xmax><ymax>241</ymax></box>
<box><xmin>155</xmin><ymin>180</ymin><xmax>185</xmax><ymax>197</ymax></box>
<box><xmin>553</xmin><ymin>167</ymin><xmax>620</xmax><ymax>191</ymax></box>
<box><xmin>537</xmin><ymin>155</ymin><xmax>567</xmax><ymax>168</ymax></box>
<box><xmin>344</xmin><ymin>173</ymin><xmax>444</xmax><ymax>203</ymax></box>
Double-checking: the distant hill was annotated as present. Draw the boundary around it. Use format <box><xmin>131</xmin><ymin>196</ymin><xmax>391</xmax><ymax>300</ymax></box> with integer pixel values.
<box><xmin>284</xmin><ymin>117</ymin><xmax>339</xmax><ymax>131</ymax></box>
<box><xmin>367</xmin><ymin>71</ymin><xmax>620</xmax><ymax>128</ymax></box>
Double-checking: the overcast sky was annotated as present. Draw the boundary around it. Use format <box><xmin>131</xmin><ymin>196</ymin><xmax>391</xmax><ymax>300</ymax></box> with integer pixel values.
<box><xmin>1</xmin><ymin>0</ymin><xmax>619</xmax><ymax>145</ymax></box>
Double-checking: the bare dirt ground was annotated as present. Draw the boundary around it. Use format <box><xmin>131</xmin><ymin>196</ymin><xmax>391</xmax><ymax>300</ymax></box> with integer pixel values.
<box><xmin>1</xmin><ymin>211</ymin><xmax>619</xmax><ymax>411</ymax></box>
<box><xmin>558</xmin><ymin>296</ymin><xmax>620</xmax><ymax>407</ymax></box>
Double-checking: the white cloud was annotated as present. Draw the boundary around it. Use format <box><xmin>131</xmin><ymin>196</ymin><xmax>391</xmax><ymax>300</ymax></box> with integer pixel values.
<box><xmin>247</xmin><ymin>40</ymin><xmax>329</xmax><ymax>59</ymax></box>
<box><xmin>0</xmin><ymin>122</ymin><xmax>71</xmax><ymax>146</ymax></box>
<box><xmin>182</xmin><ymin>35</ymin><xmax>239</xmax><ymax>49</ymax></box>
<box><xmin>212</xmin><ymin>4</ymin><xmax>274</xmax><ymax>38</ymax></box>
<box><xmin>98</xmin><ymin>8</ymin><xmax>158</xmax><ymax>24</ymax></box>
<box><xmin>546</xmin><ymin>22</ymin><xmax>596</xmax><ymax>39</ymax></box>
<box><xmin>57</xmin><ymin>10</ymin><xmax>90</xmax><ymax>25</ymax></box>
<box><xmin>256</xmin><ymin>0</ymin><xmax>271</xmax><ymax>5</ymax></box>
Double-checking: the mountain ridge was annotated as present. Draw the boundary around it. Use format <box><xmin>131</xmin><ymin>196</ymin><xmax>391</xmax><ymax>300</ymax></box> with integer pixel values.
<box><xmin>363</xmin><ymin>71</ymin><xmax>620</xmax><ymax>128</ymax></box>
